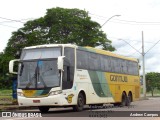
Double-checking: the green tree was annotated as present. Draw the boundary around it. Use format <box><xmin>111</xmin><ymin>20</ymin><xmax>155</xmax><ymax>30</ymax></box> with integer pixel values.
<box><xmin>0</xmin><ymin>52</ymin><xmax>13</xmax><ymax>89</ymax></box>
<box><xmin>4</xmin><ymin>7</ymin><xmax>115</xmax><ymax>58</ymax></box>
<box><xmin>145</xmin><ymin>72</ymin><xmax>160</xmax><ymax>96</ymax></box>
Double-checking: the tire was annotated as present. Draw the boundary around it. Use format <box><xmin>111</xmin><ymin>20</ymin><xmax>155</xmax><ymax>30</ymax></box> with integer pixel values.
<box><xmin>38</xmin><ymin>106</ymin><xmax>50</xmax><ymax>113</ymax></box>
<box><xmin>121</xmin><ymin>92</ymin><xmax>127</xmax><ymax>107</ymax></box>
<box><xmin>73</xmin><ymin>93</ymin><xmax>85</xmax><ymax>112</ymax></box>
<box><xmin>113</xmin><ymin>103</ymin><xmax>121</xmax><ymax>107</ymax></box>
<box><xmin>126</xmin><ymin>93</ymin><xmax>132</xmax><ymax>106</ymax></box>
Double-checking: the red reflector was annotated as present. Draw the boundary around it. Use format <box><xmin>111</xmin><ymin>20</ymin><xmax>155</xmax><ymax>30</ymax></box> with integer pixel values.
<box><xmin>33</xmin><ymin>100</ymin><xmax>40</xmax><ymax>103</ymax></box>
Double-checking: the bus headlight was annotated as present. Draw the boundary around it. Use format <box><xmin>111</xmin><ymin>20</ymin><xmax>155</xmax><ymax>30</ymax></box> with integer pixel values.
<box><xmin>49</xmin><ymin>90</ymin><xmax>62</xmax><ymax>96</ymax></box>
<box><xmin>17</xmin><ymin>92</ymin><xmax>24</xmax><ymax>97</ymax></box>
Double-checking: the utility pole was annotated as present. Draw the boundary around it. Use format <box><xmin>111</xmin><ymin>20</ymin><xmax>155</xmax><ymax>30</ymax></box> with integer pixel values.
<box><xmin>142</xmin><ymin>31</ymin><xmax>146</xmax><ymax>98</ymax></box>
<box><xmin>120</xmin><ymin>31</ymin><xmax>160</xmax><ymax>99</ymax></box>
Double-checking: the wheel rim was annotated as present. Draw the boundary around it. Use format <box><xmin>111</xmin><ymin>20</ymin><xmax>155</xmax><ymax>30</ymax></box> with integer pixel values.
<box><xmin>78</xmin><ymin>95</ymin><xmax>84</xmax><ymax>107</ymax></box>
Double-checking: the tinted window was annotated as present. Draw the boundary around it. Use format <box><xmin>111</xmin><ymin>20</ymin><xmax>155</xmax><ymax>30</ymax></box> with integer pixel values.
<box><xmin>77</xmin><ymin>49</ymin><xmax>138</xmax><ymax>75</ymax></box>
<box><xmin>62</xmin><ymin>47</ymin><xmax>75</xmax><ymax>90</ymax></box>
<box><xmin>64</xmin><ymin>47</ymin><xmax>75</xmax><ymax>67</ymax></box>
<box><xmin>21</xmin><ymin>47</ymin><xmax>61</xmax><ymax>60</ymax></box>
<box><xmin>88</xmin><ymin>52</ymin><xmax>101</xmax><ymax>70</ymax></box>
<box><xmin>100</xmin><ymin>55</ymin><xmax>111</xmax><ymax>72</ymax></box>
<box><xmin>77</xmin><ymin>50</ymin><xmax>89</xmax><ymax>69</ymax></box>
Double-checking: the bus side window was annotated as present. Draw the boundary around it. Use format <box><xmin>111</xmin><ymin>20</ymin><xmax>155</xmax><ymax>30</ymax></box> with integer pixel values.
<box><xmin>62</xmin><ymin>47</ymin><xmax>75</xmax><ymax>90</ymax></box>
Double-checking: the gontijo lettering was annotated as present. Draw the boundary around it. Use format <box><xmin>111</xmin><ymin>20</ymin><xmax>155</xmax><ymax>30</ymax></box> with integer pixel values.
<box><xmin>110</xmin><ymin>75</ymin><xmax>128</xmax><ymax>82</ymax></box>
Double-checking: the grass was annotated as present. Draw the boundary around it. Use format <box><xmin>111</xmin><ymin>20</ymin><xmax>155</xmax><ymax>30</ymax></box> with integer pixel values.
<box><xmin>0</xmin><ymin>89</ymin><xmax>12</xmax><ymax>104</ymax></box>
<box><xmin>141</xmin><ymin>87</ymin><xmax>160</xmax><ymax>97</ymax></box>
<box><xmin>0</xmin><ymin>89</ymin><xmax>12</xmax><ymax>96</ymax></box>
<box><xmin>0</xmin><ymin>96</ymin><xmax>12</xmax><ymax>104</ymax></box>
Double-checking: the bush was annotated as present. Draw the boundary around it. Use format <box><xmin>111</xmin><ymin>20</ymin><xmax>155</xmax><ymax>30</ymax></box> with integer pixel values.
<box><xmin>0</xmin><ymin>77</ymin><xmax>12</xmax><ymax>89</ymax></box>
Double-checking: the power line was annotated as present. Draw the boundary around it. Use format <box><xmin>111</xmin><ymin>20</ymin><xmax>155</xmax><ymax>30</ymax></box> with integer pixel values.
<box><xmin>118</xmin><ymin>39</ymin><xmax>141</xmax><ymax>54</ymax></box>
<box><xmin>109</xmin><ymin>36</ymin><xmax>160</xmax><ymax>44</ymax></box>
<box><xmin>113</xmin><ymin>37</ymin><xmax>160</xmax><ymax>59</ymax></box>
<box><xmin>145</xmin><ymin>39</ymin><xmax>160</xmax><ymax>54</ymax></box>
<box><xmin>0</xmin><ymin>23</ymin><xmax>18</xmax><ymax>28</ymax></box>
<box><xmin>125</xmin><ymin>47</ymin><xmax>142</xmax><ymax>57</ymax></box>
<box><xmin>89</xmin><ymin>12</ymin><xmax>160</xmax><ymax>25</ymax></box>
<box><xmin>0</xmin><ymin>18</ymin><xmax>33</xmax><ymax>24</ymax></box>
<box><xmin>88</xmin><ymin>12</ymin><xmax>107</xmax><ymax>19</ymax></box>
<box><xmin>114</xmin><ymin>19</ymin><xmax>160</xmax><ymax>24</ymax></box>
<box><xmin>0</xmin><ymin>17</ymin><xmax>25</xmax><ymax>23</ymax></box>
<box><xmin>0</xmin><ymin>17</ymin><xmax>35</xmax><ymax>28</ymax></box>
<box><xmin>111</xmin><ymin>20</ymin><xmax>160</xmax><ymax>26</ymax></box>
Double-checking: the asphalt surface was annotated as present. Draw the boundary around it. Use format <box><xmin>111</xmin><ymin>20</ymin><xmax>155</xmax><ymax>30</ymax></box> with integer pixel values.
<box><xmin>0</xmin><ymin>97</ymin><xmax>160</xmax><ymax>120</ymax></box>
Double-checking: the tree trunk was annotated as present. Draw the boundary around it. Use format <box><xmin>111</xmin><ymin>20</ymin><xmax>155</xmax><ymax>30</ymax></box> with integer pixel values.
<box><xmin>151</xmin><ymin>90</ymin><xmax>154</xmax><ymax>97</ymax></box>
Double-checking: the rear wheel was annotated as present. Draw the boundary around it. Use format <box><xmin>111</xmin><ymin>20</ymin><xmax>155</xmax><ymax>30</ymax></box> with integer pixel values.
<box><xmin>38</xmin><ymin>106</ymin><xmax>50</xmax><ymax>113</ymax></box>
<box><xmin>126</xmin><ymin>93</ymin><xmax>132</xmax><ymax>106</ymax></box>
<box><xmin>121</xmin><ymin>92</ymin><xmax>127</xmax><ymax>107</ymax></box>
<box><xmin>73</xmin><ymin>93</ymin><xmax>85</xmax><ymax>112</ymax></box>
<box><xmin>113</xmin><ymin>103</ymin><xmax>121</xmax><ymax>107</ymax></box>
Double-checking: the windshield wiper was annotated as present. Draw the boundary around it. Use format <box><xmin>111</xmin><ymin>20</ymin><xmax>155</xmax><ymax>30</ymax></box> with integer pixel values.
<box><xmin>25</xmin><ymin>63</ymin><xmax>48</xmax><ymax>89</ymax></box>
<box><xmin>25</xmin><ymin>66</ymin><xmax>37</xmax><ymax>89</ymax></box>
<box><xmin>25</xmin><ymin>73</ymin><xmax>36</xmax><ymax>89</ymax></box>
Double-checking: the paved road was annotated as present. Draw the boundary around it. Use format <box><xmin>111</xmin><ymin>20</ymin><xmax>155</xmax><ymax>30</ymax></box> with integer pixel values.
<box><xmin>1</xmin><ymin>97</ymin><xmax>160</xmax><ymax>120</ymax></box>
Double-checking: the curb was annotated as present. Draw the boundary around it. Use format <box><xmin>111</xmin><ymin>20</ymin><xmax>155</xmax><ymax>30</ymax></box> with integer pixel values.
<box><xmin>0</xmin><ymin>105</ymin><xmax>37</xmax><ymax>111</ymax></box>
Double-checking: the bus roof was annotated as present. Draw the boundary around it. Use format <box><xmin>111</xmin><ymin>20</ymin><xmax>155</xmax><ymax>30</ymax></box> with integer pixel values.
<box><xmin>23</xmin><ymin>44</ymin><xmax>138</xmax><ymax>62</ymax></box>
<box><xmin>23</xmin><ymin>44</ymin><xmax>76</xmax><ymax>49</ymax></box>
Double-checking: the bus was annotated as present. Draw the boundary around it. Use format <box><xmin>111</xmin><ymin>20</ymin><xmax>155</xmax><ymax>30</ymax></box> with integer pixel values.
<box><xmin>9</xmin><ymin>44</ymin><xmax>140</xmax><ymax>112</ymax></box>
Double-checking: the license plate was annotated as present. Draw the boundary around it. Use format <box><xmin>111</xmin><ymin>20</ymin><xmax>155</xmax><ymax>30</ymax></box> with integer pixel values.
<box><xmin>33</xmin><ymin>100</ymin><xmax>40</xmax><ymax>103</ymax></box>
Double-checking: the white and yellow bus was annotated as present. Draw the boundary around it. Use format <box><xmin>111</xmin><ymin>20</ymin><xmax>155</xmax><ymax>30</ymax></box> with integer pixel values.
<box><xmin>9</xmin><ymin>44</ymin><xmax>140</xmax><ymax>112</ymax></box>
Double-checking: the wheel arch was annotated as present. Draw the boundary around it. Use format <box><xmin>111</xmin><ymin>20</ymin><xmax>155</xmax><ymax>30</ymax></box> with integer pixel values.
<box><xmin>122</xmin><ymin>91</ymin><xmax>127</xmax><ymax>97</ymax></box>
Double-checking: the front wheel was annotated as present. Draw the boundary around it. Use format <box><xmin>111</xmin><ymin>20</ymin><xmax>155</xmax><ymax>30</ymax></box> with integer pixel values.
<box><xmin>73</xmin><ymin>93</ymin><xmax>85</xmax><ymax>112</ymax></box>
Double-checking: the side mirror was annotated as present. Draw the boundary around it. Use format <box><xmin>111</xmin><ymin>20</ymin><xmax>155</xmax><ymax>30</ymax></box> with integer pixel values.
<box><xmin>9</xmin><ymin>59</ymin><xmax>20</xmax><ymax>74</ymax></box>
<box><xmin>57</xmin><ymin>56</ymin><xmax>65</xmax><ymax>70</ymax></box>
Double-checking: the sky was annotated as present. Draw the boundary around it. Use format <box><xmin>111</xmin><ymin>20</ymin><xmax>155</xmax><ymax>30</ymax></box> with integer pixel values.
<box><xmin>0</xmin><ymin>0</ymin><xmax>160</xmax><ymax>74</ymax></box>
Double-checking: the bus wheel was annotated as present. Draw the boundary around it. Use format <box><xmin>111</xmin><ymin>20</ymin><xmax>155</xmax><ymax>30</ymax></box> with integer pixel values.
<box><xmin>113</xmin><ymin>103</ymin><xmax>121</xmax><ymax>107</ymax></box>
<box><xmin>73</xmin><ymin>93</ymin><xmax>85</xmax><ymax>112</ymax></box>
<box><xmin>126</xmin><ymin>93</ymin><xmax>132</xmax><ymax>106</ymax></box>
<box><xmin>121</xmin><ymin>92</ymin><xmax>127</xmax><ymax>107</ymax></box>
<box><xmin>38</xmin><ymin>106</ymin><xmax>50</xmax><ymax>113</ymax></box>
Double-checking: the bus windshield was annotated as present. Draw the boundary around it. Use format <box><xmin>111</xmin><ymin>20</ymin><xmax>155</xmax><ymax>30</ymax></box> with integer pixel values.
<box><xmin>18</xmin><ymin>59</ymin><xmax>60</xmax><ymax>89</ymax></box>
<box><xmin>18</xmin><ymin>47</ymin><xmax>62</xmax><ymax>89</ymax></box>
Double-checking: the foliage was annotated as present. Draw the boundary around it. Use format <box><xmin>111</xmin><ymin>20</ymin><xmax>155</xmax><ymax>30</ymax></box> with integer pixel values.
<box><xmin>0</xmin><ymin>52</ymin><xmax>13</xmax><ymax>89</ymax></box>
<box><xmin>145</xmin><ymin>72</ymin><xmax>160</xmax><ymax>96</ymax></box>
<box><xmin>4</xmin><ymin>7</ymin><xmax>115</xmax><ymax>58</ymax></box>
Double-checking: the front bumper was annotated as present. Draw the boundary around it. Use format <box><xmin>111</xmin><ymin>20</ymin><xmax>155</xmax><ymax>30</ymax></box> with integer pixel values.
<box><xmin>18</xmin><ymin>94</ymin><xmax>73</xmax><ymax>106</ymax></box>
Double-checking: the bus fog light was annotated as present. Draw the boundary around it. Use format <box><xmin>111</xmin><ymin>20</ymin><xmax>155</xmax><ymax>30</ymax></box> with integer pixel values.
<box><xmin>49</xmin><ymin>90</ymin><xmax>62</xmax><ymax>96</ymax></box>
